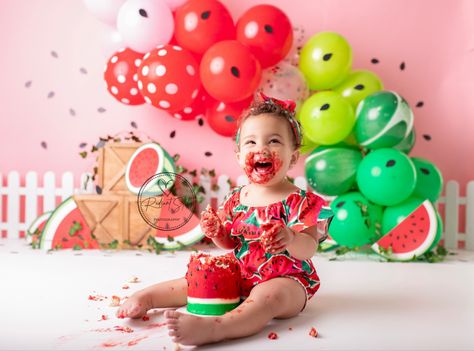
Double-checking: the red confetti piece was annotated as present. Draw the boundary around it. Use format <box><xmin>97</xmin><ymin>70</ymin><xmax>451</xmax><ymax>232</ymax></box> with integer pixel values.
<box><xmin>309</xmin><ymin>327</ymin><xmax>318</xmax><ymax>337</ymax></box>
<box><xmin>268</xmin><ymin>332</ymin><xmax>278</xmax><ymax>340</ymax></box>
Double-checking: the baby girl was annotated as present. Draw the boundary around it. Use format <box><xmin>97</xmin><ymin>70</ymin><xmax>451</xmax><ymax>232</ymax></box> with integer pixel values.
<box><xmin>117</xmin><ymin>93</ymin><xmax>327</xmax><ymax>346</ymax></box>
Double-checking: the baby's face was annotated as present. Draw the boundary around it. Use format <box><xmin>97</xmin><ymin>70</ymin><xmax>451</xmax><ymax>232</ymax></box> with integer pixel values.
<box><xmin>236</xmin><ymin>113</ymin><xmax>299</xmax><ymax>186</ymax></box>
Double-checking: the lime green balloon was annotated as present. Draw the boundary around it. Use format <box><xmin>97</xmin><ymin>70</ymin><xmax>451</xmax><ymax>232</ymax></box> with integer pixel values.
<box><xmin>299</xmin><ymin>32</ymin><xmax>352</xmax><ymax>90</ymax></box>
<box><xmin>305</xmin><ymin>145</ymin><xmax>362</xmax><ymax>196</ymax></box>
<box><xmin>382</xmin><ymin>196</ymin><xmax>425</xmax><ymax>234</ymax></box>
<box><xmin>300</xmin><ymin>91</ymin><xmax>355</xmax><ymax>145</ymax></box>
<box><xmin>333</xmin><ymin>70</ymin><xmax>383</xmax><ymax>109</ymax></box>
<box><xmin>411</xmin><ymin>157</ymin><xmax>443</xmax><ymax>202</ymax></box>
<box><xmin>394</xmin><ymin>128</ymin><xmax>416</xmax><ymax>154</ymax></box>
<box><xmin>300</xmin><ymin>132</ymin><xmax>318</xmax><ymax>154</ymax></box>
<box><xmin>356</xmin><ymin>148</ymin><xmax>416</xmax><ymax>206</ymax></box>
<box><xmin>329</xmin><ymin>192</ymin><xmax>383</xmax><ymax>248</ymax></box>
<box><xmin>355</xmin><ymin>91</ymin><xmax>414</xmax><ymax>149</ymax></box>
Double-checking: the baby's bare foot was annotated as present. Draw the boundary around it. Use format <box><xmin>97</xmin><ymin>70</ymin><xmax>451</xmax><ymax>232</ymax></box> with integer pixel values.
<box><xmin>165</xmin><ymin>310</ymin><xmax>223</xmax><ymax>346</ymax></box>
<box><xmin>116</xmin><ymin>293</ymin><xmax>151</xmax><ymax>319</ymax></box>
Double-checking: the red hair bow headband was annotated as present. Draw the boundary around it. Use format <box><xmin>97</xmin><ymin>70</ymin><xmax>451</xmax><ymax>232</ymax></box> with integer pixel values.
<box><xmin>235</xmin><ymin>92</ymin><xmax>302</xmax><ymax>146</ymax></box>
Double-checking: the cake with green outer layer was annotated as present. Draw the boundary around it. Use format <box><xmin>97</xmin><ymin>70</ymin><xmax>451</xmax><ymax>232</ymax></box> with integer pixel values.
<box><xmin>185</xmin><ymin>252</ymin><xmax>241</xmax><ymax>315</ymax></box>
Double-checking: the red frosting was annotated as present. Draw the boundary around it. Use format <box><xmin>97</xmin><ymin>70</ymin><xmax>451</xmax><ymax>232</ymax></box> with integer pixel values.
<box><xmin>244</xmin><ymin>151</ymin><xmax>283</xmax><ymax>184</ymax></box>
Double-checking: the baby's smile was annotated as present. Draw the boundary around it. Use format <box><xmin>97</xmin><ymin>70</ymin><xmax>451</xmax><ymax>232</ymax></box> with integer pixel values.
<box><xmin>244</xmin><ymin>151</ymin><xmax>283</xmax><ymax>184</ymax></box>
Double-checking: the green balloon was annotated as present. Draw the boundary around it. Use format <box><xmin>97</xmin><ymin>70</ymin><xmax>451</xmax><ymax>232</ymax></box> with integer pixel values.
<box><xmin>357</xmin><ymin>148</ymin><xmax>417</xmax><ymax>206</ymax></box>
<box><xmin>355</xmin><ymin>91</ymin><xmax>414</xmax><ymax>149</ymax></box>
<box><xmin>394</xmin><ymin>128</ymin><xmax>416</xmax><ymax>154</ymax></box>
<box><xmin>411</xmin><ymin>157</ymin><xmax>443</xmax><ymax>202</ymax></box>
<box><xmin>299</xmin><ymin>32</ymin><xmax>352</xmax><ymax>90</ymax></box>
<box><xmin>305</xmin><ymin>145</ymin><xmax>362</xmax><ymax>196</ymax></box>
<box><xmin>333</xmin><ymin>70</ymin><xmax>383</xmax><ymax>109</ymax></box>
<box><xmin>382</xmin><ymin>196</ymin><xmax>425</xmax><ymax>234</ymax></box>
<box><xmin>328</xmin><ymin>192</ymin><xmax>383</xmax><ymax>248</ymax></box>
<box><xmin>300</xmin><ymin>132</ymin><xmax>318</xmax><ymax>154</ymax></box>
<box><xmin>300</xmin><ymin>91</ymin><xmax>355</xmax><ymax>145</ymax></box>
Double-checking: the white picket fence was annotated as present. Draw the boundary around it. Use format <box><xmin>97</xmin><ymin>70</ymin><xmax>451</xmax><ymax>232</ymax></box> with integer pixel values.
<box><xmin>0</xmin><ymin>171</ymin><xmax>473</xmax><ymax>251</ymax></box>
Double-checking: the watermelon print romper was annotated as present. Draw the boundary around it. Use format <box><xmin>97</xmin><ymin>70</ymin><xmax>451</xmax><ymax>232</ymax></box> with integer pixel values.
<box><xmin>218</xmin><ymin>185</ymin><xmax>325</xmax><ymax>310</ymax></box>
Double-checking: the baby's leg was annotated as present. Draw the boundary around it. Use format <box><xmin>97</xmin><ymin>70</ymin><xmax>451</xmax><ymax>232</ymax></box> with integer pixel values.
<box><xmin>165</xmin><ymin>277</ymin><xmax>306</xmax><ymax>345</ymax></box>
<box><xmin>117</xmin><ymin>277</ymin><xmax>187</xmax><ymax>319</ymax></box>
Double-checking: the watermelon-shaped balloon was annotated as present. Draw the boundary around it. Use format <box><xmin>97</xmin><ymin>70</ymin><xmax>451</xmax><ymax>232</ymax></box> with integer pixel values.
<box><xmin>393</xmin><ymin>128</ymin><xmax>416</xmax><ymax>154</ymax></box>
<box><xmin>333</xmin><ymin>69</ymin><xmax>383</xmax><ymax>109</ymax></box>
<box><xmin>125</xmin><ymin>143</ymin><xmax>176</xmax><ymax>195</ymax></box>
<box><xmin>26</xmin><ymin>211</ymin><xmax>52</xmax><ymax>249</ymax></box>
<box><xmin>305</xmin><ymin>144</ymin><xmax>362</xmax><ymax>196</ymax></box>
<box><xmin>355</xmin><ymin>91</ymin><xmax>414</xmax><ymax>149</ymax></box>
<box><xmin>372</xmin><ymin>199</ymin><xmax>438</xmax><ymax>261</ymax></box>
<box><xmin>40</xmin><ymin>197</ymin><xmax>99</xmax><ymax>251</ymax></box>
<box><xmin>299</xmin><ymin>132</ymin><xmax>318</xmax><ymax>155</ymax></box>
<box><xmin>411</xmin><ymin>157</ymin><xmax>443</xmax><ymax>203</ymax></box>
<box><xmin>357</xmin><ymin>148</ymin><xmax>417</xmax><ymax>206</ymax></box>
<box><xmin>328</xmin><ymin>192</ymin><xmax>383</xmax><ymax>248</ymax></box>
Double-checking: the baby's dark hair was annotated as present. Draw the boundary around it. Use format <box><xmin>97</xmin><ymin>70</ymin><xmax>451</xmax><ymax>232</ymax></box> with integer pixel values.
<box><xmin>233</xmin><ymin>97</ymin><xmax>303</xmax><ymax>150</ymax></box>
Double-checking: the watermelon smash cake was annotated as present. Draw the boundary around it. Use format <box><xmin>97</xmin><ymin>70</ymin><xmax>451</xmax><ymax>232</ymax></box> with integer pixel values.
<box><xmin>185</xmin><ymin>252</ymin><xmax>241</xmax><ymax>315</ymax></box>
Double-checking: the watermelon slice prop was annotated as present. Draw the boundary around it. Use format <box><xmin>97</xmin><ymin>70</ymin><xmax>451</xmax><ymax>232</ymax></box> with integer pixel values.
<box><xmin>125</xmin><ymin>143</ymin><xmax>176</xmax><ymax>195</ymax></box>
<box><xmin>371</xmin><ymin>199</ymin><xmax>438</xmax><ymax>261</ymax></box>
<box><xmin>317</xmin><ymin>205</ymin><xmax>339</xmax><ymax>252</ymax></box>
<box><xmin>39</xmin><ymin>197</ymin><xmax>99</xmax><ymax>251</ymax></box>
<box><xmin>26</xmin><ymin>211</ymin><xmax>52</xmax><ymax>248</ymax></box>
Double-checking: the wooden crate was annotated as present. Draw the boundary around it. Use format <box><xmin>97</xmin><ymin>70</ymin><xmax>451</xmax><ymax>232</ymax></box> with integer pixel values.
<box><xmin>123</xmin><ymin>195</ymin><xmax>157</xmax><ymax>247</ymax></box>
<box><xmin>96</xmin><ymin>142</ymin><xmax>143</xmax><ymax>194</ymax></box>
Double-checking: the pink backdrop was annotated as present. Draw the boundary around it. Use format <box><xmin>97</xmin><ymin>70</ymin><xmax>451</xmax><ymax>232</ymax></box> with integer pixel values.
<box><xmin>1</xmin><ymin>0</ymin><xmax>473</xmax><ymax>193</ymax></box>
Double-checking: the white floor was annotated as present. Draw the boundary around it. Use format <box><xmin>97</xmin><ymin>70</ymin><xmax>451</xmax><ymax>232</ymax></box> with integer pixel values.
<box><xmin>1</xmin><ymin>239</ymin><xmax>474</xmax><ymax>351</ymax></box>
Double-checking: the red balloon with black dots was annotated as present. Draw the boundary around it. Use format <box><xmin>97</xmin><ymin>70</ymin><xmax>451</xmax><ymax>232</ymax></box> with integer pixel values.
<box><xmin>206</xmin><ymin>96</ymin><xmax>252</xmax><ymax>137</ymax></box>
<box><xmin>174</xmin><ymin>0</ymin><xmax>235</xmax><ymax>55</ymax></box>
<box><xmin>236</xmin><ymin>5</ymin><xmax>293</xmax><ymax>68</ymax></box>
<box><xmin>200</xmin><ymin>40</ymin><xmax>261</xmax><ymax>103</ymax></box>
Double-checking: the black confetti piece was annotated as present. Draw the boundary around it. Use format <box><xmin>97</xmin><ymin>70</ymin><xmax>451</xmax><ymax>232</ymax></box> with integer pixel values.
<box><xmin>423</xmin><ymin>134</ymin><xmax>432</xmax><ymax>141</ymax></box>
<box><xmin>96</xmin><ymin>185</ymin><xmax>102</xmax><ymax>194</ymax></box>
<box><xmin>416</xmin><ymin>101</ymin><xmax>424</xmax><ymax>108</ymax></box>
<box><xmin>225</xmin><ymin>115</ymin><xmax>235</xmax><ymax>122</ymax></box>
<box><xmin>131</xmin><ymin>121</ymin><xmax>137</xmax><ymax>128</ymax></box>
<box><xmin>371</xmin><ymin>58</ymin><xmax>379</xmax><ymax>64</ymax></box>
<box><xmin>386</xmin><ymin>160</ymin><xmax>396</xmax><ymax>167</ymax></box>
<box><xmin>198</xmin><ymin>118</ymin><xmax>204</xmax><ymax>126</ymax></box>
<box><xmin>336</xmin><ymin>201</ymin><xmax>345</xmax><ymax>208</ymax></box>
<box><xmin>97</xmin><ymin>107</ymin><xmax>106</xmax><ymax>113</ymax></box>
<box><xmin>69</xmin><ymin>108</ymin><xmax>76</xmax><ymax>116</ymax></box>
<box><xmin>204</xmin><ymin>151</ymin><xmax>212</xmax><ymax>157</ymax></box>
<box><xmin>320</xmin><ymin>103</ymin><xmax>330</xmax><ymax>111</ymax></box>
<box><xmin>25</xmin><ymin>81</ymin><xmax>32</xmax><ymax>88</ymax></box>
<box><xmin>47</xmin><ymin>91</ymin><xmax>55</xmax><ymax>99</ymax></box>
<box><xmin>51</xmin><ymin>51</ymin><xmax>58</xmax><ymax>58</ymax></box>
<box><xmin>139</xmin><ymin>8</ymin><xmax>148</xmax><ymax>17</ymax></box>
<box><xmin>400</xmin><ymin>62</ymin><xmax>406</xmax><ymax>70</ymax></box>
<box><xmin>79</xmin><ymin>67</ymin><xmax>88</xmax><ymax>74</ymax></box>
<box><xmin>41</xmin><ymin>141</ymin><xmax>47</xmax><ymax>149</ymax></box>
<box><xmin>420</xmin><ymin>167</ymin><xmax>430</xmax><ymax>175</ymax></box>
<box><xmin>170</xmin><ymin>130</ymin><xmax>176</xmax><ymax>138</ymax></box>
<box><xmin>323</xmin><ymin>53</ymin><xmax>332</xmax><ymax>61</ymax></box>
<box><xmin>201</xmin><ymin>11</ymin><xmax>211</xmax><ymax>19</ymax></box>
<box><xmin>264</xmin><ymin>24</ymin><xmax>273</xmax><ymax>33</ymax></box>
<box><xmin>354</xmin><ymin>84</ymin><xmax>365</xmax><ymax>90</ymax></box>
<box><xmin>79</xmin><ymin>142</ymin><xmax>87</xmax><ymax>148</ymax></box>
<box><xmin>231</xmin><ymin>66</ymin><xmax>240</xmax><ymax>78</ymax></box>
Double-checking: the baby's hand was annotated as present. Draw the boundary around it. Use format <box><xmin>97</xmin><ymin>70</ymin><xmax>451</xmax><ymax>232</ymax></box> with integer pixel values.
<box><xmin>200</xmin><ymin>204</ymin><xmax>225</xmax><ymax>238</ymax></box>
<box><xmin>260</xmin><ymin>222</ymin><xmax>295</xmax><ymax>254</ymax></box>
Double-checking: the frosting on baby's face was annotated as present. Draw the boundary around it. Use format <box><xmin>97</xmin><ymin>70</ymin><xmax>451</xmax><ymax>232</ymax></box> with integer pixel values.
<box><xmin>236</xmin><ymin>113</ymin><xmax>299</xmax><ymax>186</ymax></box>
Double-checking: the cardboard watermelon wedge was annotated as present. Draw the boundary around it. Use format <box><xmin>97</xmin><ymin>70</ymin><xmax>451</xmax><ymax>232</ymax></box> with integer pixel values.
<box><xmin>125</xmin><ymin>143</ymin><xmax>176</xmax><ymax>195</ymax></box>
<box><xmin>39</xmin><ymin>197</ymin><xmax>99</xmax><ymax>251</ymax></box>
<box><xmin>371</xmin><ymin>199</ymin><xmax>437</xmax><ymax>261</ymax></box>
<box><xmin>26</xmin><ymin>211</ymin><xmax>52</xmax><ymax>249</ymax></box>
<box><xmin>151</xmin><ymin>194</ymin><xmax>204</xmax><ymax>250</ymax></box>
